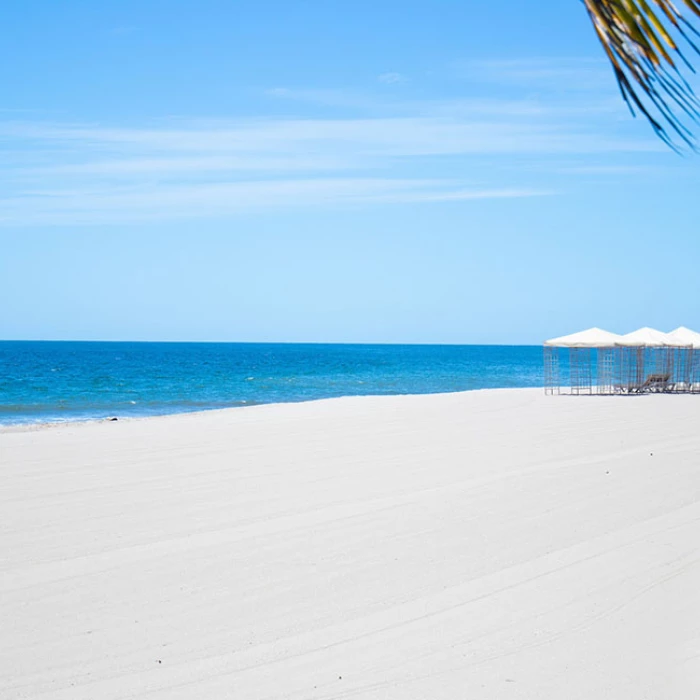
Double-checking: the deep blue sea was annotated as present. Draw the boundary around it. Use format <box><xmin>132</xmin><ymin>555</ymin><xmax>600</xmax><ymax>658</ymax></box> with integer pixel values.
<box><xmin>0</xmin><ymin>342</ymin><xmax>544</xmax><ymax>426</ymax></box>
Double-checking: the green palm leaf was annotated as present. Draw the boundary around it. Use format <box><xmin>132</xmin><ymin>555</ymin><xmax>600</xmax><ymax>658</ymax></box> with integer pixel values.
<box><xmin>583</xmin><ymin>0</ymin><xmax>700</xmax><ymax>149</ymax></box>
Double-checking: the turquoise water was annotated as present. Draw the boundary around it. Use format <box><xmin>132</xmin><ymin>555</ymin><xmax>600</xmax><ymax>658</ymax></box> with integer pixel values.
<box><xmin>0</xmin><ymin>342</ymin><xmax>543</xmax><ymax>426</ymax></box>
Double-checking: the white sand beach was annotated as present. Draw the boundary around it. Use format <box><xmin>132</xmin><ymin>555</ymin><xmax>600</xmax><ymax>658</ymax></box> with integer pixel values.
<box><xmin>2</xmin><ymin>388</ymin><xmax>700</xmax><ymax>699</ymax></box>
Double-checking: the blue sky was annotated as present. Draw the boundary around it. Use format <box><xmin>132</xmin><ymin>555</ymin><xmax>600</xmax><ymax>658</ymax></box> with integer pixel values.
<box><xmin>1</xmin><ymin>0</ymin><xmax>699</xmax><ymax>343</ymax></box>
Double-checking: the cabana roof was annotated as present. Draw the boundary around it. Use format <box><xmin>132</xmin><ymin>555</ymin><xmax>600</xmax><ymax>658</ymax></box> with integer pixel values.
<box><xmin>544</xmin><ymin>327</ymin><xmax>622</xmax><ymax>348</ymax></box>
<box><xmin>545</xmin><ymin>325</ymin><xmax>700</xmax><ymax>349</ymax></box>
<box><xmin>667</xmin><ymin>326</ymin><xmax>700</xmax><ymax>349</ymax></box>
<box><xmin>615</xmin><ymin>327</ymin><xmax>672</xmax><ymax>347</ymax></box>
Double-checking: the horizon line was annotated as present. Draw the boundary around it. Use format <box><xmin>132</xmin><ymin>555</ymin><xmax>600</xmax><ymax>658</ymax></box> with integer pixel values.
<box><xmin>0</xmin><ymin>338</ymin><xmax>543</xmax><ymax>347</ymax></box>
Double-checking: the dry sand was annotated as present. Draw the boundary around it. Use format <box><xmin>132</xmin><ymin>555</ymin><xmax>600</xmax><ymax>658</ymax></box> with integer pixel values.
<box><xmin>1</xmin><ymin>388</ymin><xmax>700</xmax><ymax>699</ymax></box>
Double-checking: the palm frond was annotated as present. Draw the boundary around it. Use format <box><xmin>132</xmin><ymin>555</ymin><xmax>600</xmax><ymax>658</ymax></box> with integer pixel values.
<box><xmin>583</xmin><ymin>0</ymin><xmax>700</xmax><ymax>149</ymax></box>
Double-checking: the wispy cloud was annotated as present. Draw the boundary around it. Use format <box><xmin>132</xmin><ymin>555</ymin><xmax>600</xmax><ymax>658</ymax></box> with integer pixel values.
<box><xmin>0</xmin><ymin>116</ymin><xmax>658</xmax><ymax>158</ymax></box>
<box><xmin>457</xmin><ymin>57</ymin><xmax>612</xmax><ymax>91</ymax></box>
<box><xmin>263</xmin><ymin>87</ymin><xmax>389</xmax><ymax>112</ymax></box>
<box><xmin>556</xmin><ymin>164</ymin><xmax>656</xmax><ymax>175</ymax></box>
<box><xmin>0</xmin><ymin>179</ymin><xmax>549</xmax><ymax>226</ymax></box>
<box><xmin>0</xmin><ymin>58</ymin><xmax>662</xmax><ymax>226</ymax></box>
<box><xmin>377</xmin><ymin>72</ymin><xmax>407</xmax><ymax>85</ymax></box>
<box><xmin>263</xmin><ymin>87</ymin><xmax>546</xmax><ymax>119</ymax></box>
<box><xmin>26</xmin><ymin>154</ymin><xmax>364</xmax><ymax>177</ymax></box>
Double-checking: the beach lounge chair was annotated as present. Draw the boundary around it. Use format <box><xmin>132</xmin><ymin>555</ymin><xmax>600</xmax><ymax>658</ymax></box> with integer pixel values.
<box><xmin>636</xmin><ymin>373</ymin><xmax>672</xmax><ymax>393</ymax></box>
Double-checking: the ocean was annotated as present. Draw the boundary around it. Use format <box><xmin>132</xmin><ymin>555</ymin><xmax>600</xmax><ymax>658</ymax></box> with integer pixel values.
<box><xmin>0</xmin><ymin>341</ymin><xmax>544</xmax><ymax>426</ymax></box>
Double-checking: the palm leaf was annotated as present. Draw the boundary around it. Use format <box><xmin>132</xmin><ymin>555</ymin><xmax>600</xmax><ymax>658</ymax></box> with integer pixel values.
<box><xmin>583</xmin><ymin>0</ymin><xmax>700</xmax><ymax>149</ymax></box>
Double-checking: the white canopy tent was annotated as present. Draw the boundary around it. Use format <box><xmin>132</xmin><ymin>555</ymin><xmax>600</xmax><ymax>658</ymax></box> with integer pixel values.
<box><xmin>544</xmin><ymin>326</ymin><xmax>700</xmax><ymax>395</ymax></box>
<box><xmin>667</xmin><ymin>327</ymin><xmax>700</xmax><ymax>392</ymax></box>
<box><xmin>544</xmin><ymin>327</ymin><xmax>623</xmax><ymax>348</ymax></box>
<box><xmin>667</xmin><ymin>326</ymin><xmax>700</xmax><ymax>348</ymax></box>
<box><xmin>543</xmin><ymin>327</ymin><xmax>622</xmax><ymax>395</ymax></box>
<box><xmin>614</xmin><ymin>327</ymin><xmax>672</xmax><ymax>393</ymax></box>
<box><xmin>615</xmin><ymin>327</ymin><xmax>674</xmax><ymax>347</ymax></box>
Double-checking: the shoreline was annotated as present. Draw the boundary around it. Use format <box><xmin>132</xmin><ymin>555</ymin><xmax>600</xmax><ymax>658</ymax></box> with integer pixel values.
<box><xmin>0</xmin><ymin>385</ymin><xmax>544</xmax><ymax>433</ymax></box>
<box><xmin>2</xmin><ymin>382</ymin><xmax>686</xmax><ymax>433</ymax></box>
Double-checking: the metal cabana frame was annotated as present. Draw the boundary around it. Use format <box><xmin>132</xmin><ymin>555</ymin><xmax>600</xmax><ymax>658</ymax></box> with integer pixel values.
<box><xmin>544</xmin><ymin>326</ymin><xmax>700</xmax><ymax>396</ymax></box>
<box><xmin>544</xmin><ymin>328</ymin><xmax>623</xmax><ymax>396</ymax></box>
